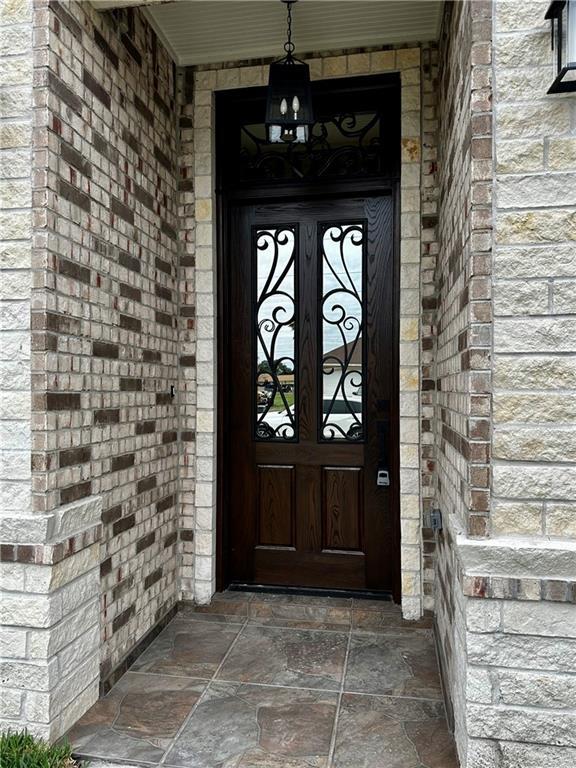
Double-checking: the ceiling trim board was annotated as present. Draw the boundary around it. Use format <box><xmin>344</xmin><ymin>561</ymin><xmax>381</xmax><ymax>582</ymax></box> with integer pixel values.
<box><xmin>147</xmin><ymin>1</ymin><xmax>443</xmax><ymax>68</ymax></box>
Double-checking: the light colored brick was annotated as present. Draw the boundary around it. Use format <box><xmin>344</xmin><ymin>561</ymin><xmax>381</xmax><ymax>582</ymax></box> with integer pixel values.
<box><xmin>497</xmin><ymin>210</ymin><xmax>576</xmax><ymax>245</ymax></box>
<box><xmin>492</xmin><ymin>501</ymin><xmax>543</xmax><ymax>535</ymax></box>
<box><xmin>546</xmin><ymin>504</ymin><xmax>576</xmax><ymax>538</ymax></box>
<box><xmin>494</xmin><ymin>426</ymin><xmax>576</xmax><ymax>462</ymax></box>
<box><xmin>497</xmin><ymin>139</ymin><xmax>544</xmax><ymax>173</ymax></box>
<box><xmin>498</xmin><ymin>173</ymin><xmax>576</xmax><ymax>210</ymax></box>
<box><xmin>493</xmin><ymin>280</ymin><xmax>548</xmax><ymax>315</ymax></box>
<box><xmin>497</xmin><ymin>102</ymin><xmax>571</xmax><ymax>140</ymax></box>
<box><xmin>548</xmin><ymin>138</ymin><xmax>576</xmax><ymax>171</ymax></box>
<box><xmin>497</xmin><ymin>669</ymin><xmax>576</xmax><ymax>708</ymax></box>
<box><xmin>493</xmin><ymin>464</ymin><xmax>576</xmax><ymax>501</ymax></box>
<box><xmin>494</xmin><ymin>356</ymin><xmax>576</xmax><ymax>390</ymax></box>
<box><xmin>494</xmin><ymin>317</ymin><xmax>576</xmax><ymax>353</ymax></box>
<box><xmin>503</xmin><ymin>601</ymin><xmax>576</xmax><ymax>638</ymax></box>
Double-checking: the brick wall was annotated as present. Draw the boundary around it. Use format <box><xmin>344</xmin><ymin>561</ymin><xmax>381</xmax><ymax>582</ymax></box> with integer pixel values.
<box><xmin>435</xmin><ymin>0</ymin><xmax>493</xmax><ymax>542</ymax></box>
<box><xmin>1</xmin><ymin>2</ymin><xmax>103</xmax><ymax>739</ymax></box>
<box><xmin>35</xmin><ymin>0</ymin><xmax>182</xmax><ymax>678</ymax></box>
<box><xmin>433</xmin><ymin>2</ymin><xmax>476</xmax><ymax>746</ymax></box>
<box><xmin>433</xmin><ymin>0</ymin><xmax>493</xmax><ymax>759</ymax></box>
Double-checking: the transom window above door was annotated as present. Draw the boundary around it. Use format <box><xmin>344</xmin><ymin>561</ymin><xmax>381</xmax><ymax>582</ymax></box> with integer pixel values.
<box><xmin>216</xmin><ymin>73</ymin><xmax>401</xmax><ymax>188</ymax></box>
<box><xmin>240</xmin><ymin>111</ymin><xmax>382</xmax><ymax>182</ymax></box>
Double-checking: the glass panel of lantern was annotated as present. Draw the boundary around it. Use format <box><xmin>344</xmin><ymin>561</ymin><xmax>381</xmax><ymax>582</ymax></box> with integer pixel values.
<box><xmin>265</xmin><ymin>59</ymin><xmax>315</xmax><ymax>144</ymax></box>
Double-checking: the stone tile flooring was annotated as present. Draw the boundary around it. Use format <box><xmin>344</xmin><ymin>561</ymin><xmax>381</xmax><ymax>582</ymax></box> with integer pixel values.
<box><xmin>67</xmin><ymin>592</ymin><xmax>459</xmax><ymax>768</ymax></box>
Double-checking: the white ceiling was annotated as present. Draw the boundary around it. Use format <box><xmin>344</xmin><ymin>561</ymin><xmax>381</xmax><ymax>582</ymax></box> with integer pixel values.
<box><xmin>106</xmin><ymin>1</ymin><xmax>444</xmax><ymax>67</ymax></box>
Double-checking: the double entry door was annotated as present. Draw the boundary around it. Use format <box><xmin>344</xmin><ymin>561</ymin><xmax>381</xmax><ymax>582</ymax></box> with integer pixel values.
<box><xmin>225</xmin><ymin>193</ymin><xmax>398</xmax><ymax>595</ymax></box>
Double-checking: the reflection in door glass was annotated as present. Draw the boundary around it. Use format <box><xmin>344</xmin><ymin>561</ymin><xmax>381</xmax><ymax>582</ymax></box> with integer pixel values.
<box><xmin>254</xmin><ymin>227</ymin><xmax>297</xmax><ymax>441</ymax></box>
<box><xmin>320</xmin><ymin>222</ymin><xmax>365</xmax><ymax>441</ymax></box>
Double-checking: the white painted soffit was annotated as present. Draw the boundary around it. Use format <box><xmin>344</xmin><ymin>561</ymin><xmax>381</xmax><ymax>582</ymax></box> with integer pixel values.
<box><xmin>92</xmin><ymin>1</ymin><xmax>444</xmax><ymax>67</ymax></box>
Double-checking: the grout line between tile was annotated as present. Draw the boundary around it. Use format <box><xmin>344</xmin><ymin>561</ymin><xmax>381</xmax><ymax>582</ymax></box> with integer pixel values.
<box><xmin>243</xmin><ymin>620</ymin><xmax>352</xmax><ymax>635</ymax></box>
<box><xmin>210</xmin><ymin>677</ymin><xmax>341</xmax><ymax>695</ymax></box>
<box><xmin>174</xmin><ymin>612</ymin><xmax>247</xmax><ymax>624</ymax></box>
<box><xmin>124</xmin><ymin>670</ymin><xmax>213</xmax><ymax>682</ymax></box>
<box><xmin>121</xmin><ymin>671</ymin><xmax>443</xmax><ymax>704</ymax></box>
<box><xmin>326</xmin><ymin>621</ymin><xmax>353</xmax><ymax>767</ymax></box>
<box><xmin>157</xmin><ymin>616</ymin><xmax>250</xmax><ymax>766</ymax></box>
<box><xmin>342</xmin><ymin>689</ymin><xmax>444</xmax><ymax>703</ymax></box>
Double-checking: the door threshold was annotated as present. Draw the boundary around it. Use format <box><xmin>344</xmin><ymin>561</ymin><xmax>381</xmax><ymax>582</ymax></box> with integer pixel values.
<box><xmin>227</xmin><ymin>582</ymin><xmax>394</xmax><ymax>602</ymax></box>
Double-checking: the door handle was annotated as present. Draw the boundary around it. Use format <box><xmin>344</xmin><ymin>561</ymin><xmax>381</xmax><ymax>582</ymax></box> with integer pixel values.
<box><xmin>376</xmin><ymin>418</ymin><xmax>390</xmax><ymax>487</ymax></box>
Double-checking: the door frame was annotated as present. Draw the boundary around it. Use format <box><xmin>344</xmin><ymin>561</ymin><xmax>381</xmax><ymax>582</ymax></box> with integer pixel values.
<box><xmin>186</xmin><ymin>51</ymin><xmax>424</xmax><ymax>617</ymax></box>
<box><xmin>218</xmin><ymin>186</ymin><xmax>401</xmax><ymax>600</ymax></box>
<box><xmin>215</xmin><ymin>76</ymin><xmax>403</xmax><ymax>600</ymax></box>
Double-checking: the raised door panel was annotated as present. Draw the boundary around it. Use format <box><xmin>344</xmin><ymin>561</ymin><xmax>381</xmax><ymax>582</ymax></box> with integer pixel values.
<box><xmin>257</xmin><ymin>465</ymin><xmax>294</xmax><ymax>548</ymax></box>
<box><xmin>322</xmin><ymin>467</ymin><xmax>362</xmax><ymax>552</ymax></box>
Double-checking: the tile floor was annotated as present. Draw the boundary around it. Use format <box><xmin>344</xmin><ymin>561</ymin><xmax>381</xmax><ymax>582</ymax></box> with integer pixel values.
<box><xmin>67</xmin><ymin>592</ymin><xmax>459</xmax><ymax>768</ymax></box>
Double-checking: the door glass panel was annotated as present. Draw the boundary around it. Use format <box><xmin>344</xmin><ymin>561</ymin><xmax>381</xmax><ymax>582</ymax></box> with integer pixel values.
<box><xmin>254</xmin><ymin>226</ymin><xmax>297</xmax><ymax>441</ymax></box>
<box><xmin>320</xmin><ymin>222</ymin><xmax>365</xmax><ymax>441</ymax></box>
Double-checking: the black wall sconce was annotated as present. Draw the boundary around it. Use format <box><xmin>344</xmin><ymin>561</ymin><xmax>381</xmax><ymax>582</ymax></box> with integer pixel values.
<box><xmin>265</xmin><ymin>0</ymin><xmax>314</xmax><ymax>143</ymax></box>
<box><xmin>546</xmin><ymin>0</ymin><xmax>576</xmax><ymax>93</ymax></box>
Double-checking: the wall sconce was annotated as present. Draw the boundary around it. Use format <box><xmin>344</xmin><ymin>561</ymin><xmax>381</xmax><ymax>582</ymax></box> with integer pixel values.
<box><xmin>546</xmin><ymin>0</ymin><xmax>576</xmax><ymax>93</ymax></box>
<box><xmin>265</xmin><ymin>0</ymin><xmax>314</xmax><ymax>143</ymax></box>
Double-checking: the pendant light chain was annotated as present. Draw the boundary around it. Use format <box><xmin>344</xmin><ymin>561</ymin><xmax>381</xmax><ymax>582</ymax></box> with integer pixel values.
<box><xmin>284</xmin><ymin>1</ymin><xmax>295</xmax><ymax>58</ymax></box>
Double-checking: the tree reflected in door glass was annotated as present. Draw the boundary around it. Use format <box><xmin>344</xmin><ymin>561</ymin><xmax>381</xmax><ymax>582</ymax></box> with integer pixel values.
<box><xmin>320</xmin><ymin>222</ymin><xmax>365</xmax><ymax>441</ymax></box>
<box><xmin>254</xmin><ymin>226</ymin><xmax>297</xmax><ymax>441</ymax></box>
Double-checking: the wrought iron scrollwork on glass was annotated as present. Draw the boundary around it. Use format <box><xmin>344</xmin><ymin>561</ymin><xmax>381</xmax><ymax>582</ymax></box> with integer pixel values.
<box><xmin>254</xmin><ymin>227</ymin><xmax>297</xmax><ymax>441</ymax></box>
<box><xmin>320</xmin><ymin>222</ymin><xmax>365</xmax><ymax>441</ymax></box>
<box><xmin>240</xmin><ymin>111</ymin><xmax>381</xmax><ymax>182</ymax></box>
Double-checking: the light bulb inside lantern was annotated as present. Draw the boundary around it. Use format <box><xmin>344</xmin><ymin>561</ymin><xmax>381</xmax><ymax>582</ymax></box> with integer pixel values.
<box><xmin>292</xmin><ymin>95</ymin><xmax>300</xmax><ymax>117</ymax></box>
<box><xmin>280</xmin><ymin>98</ymin><xmax>288</xmax><ymax>115</ymax></box>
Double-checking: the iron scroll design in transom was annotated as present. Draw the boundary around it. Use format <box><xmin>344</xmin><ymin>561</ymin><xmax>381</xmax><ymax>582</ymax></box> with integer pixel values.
<box><xmin>319</xmin><ymin>222</ymin><xmax>365</xmax><ymax>442</ymax></box>
<box><xmin>240</xmin><ymin>111</ymin><xmax>381</xmax><ymax>182</ymax></box>
<box><xmin>254</xmin><ymin>226</ymin><xmax>297</xmax><ymax>441</ymax></box>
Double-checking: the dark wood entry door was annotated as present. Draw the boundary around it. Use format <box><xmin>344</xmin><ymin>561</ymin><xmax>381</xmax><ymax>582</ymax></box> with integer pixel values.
<box><xmin>225</xmin><ymin>194</ymin><xmax>398</xmax><ymax>595</ymax></box>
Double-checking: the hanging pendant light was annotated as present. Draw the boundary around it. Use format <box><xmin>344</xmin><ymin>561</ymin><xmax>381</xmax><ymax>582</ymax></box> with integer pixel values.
<box><xmin>265</xmin><ymin>0</ymin><xmax>314</xmax><ymax>143</ymax></box>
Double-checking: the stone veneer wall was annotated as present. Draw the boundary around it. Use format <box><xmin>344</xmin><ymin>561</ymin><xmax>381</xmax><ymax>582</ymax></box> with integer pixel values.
<box><xmin>1</xmin><ymin>0</ymin><xmax>182</xmax><ymax>736</ymax></box>
<box><xmin>492</xmin><ymin>1</ymin><xmax>576</xmax><ymax>538</ymax></box>
<box><xmin>433</xmin><ymin>2</ymin><xmax>576</xmax><ymax>766</ymax></box>
<box><xmin>460</xmin><ymin>1</ymin><xmax>576</xmax><ymax>765</ymax></box>
<box><xmin>184</xmin><ymin>46</ymin><xmax>429</xmax><ymax>617</ymax></box>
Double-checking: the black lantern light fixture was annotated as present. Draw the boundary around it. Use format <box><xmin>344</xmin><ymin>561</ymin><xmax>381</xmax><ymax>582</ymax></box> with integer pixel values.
<box><xmin>545</xmin><ymin>0</ymin><xmax>576</xmax><ymax>93</ymax></box>
<box><xmin>265</xmin><ymin>0</ymin><xmax>314</xmax><ymax>143</ymax></box>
